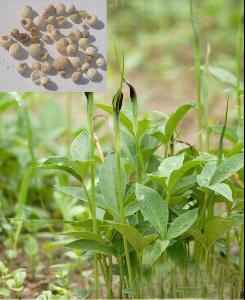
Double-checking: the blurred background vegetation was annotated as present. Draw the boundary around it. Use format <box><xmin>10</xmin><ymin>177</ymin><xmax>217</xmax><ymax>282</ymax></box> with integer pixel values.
<box><xmin>107</xmin><ymin>0</ymin><xmax>244</xmax><ymax>127</ymax></box>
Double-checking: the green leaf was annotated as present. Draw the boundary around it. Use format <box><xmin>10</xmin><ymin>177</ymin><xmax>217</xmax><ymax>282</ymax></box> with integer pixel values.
<box><xmin>217</xmin><ymin>99</ymin><xmax>229</xmax><ymax>164</ymax></box>
<box><xmin>72</xmin><ymin>160</ymin><xmax>97</xmax><ymax>178</ymax></box>
<box><xmin>207</xmin><ymin>183</ymin><xmax>233</xmax><ymax>202</ymax></box>
<box><xmin>121</xmin><ymin>129</ymin><xmax>136</xmax><ymax>166</ymax></box>
<box><xmin>205</xmin><ymin>217</ymin><xmax>237</xmax><ymax>248</ymax></box>
<box><xmin>164</xmin><ymin>103</ymin><xmax>197</xmax><ymax>143</ymax></box>
<box><xmin>105</xmin><ymin>222</ymin><xmax>156</xmax><ymax>253</ymax></box>
<box><xmin>71</xmin><ymin>131</ymin><xmax>90</xmax><ymax>162</ymax></box>
<box><xmin>65</xmin><ymin>239</ymin><xmax>114</xmax><ymax>255</ymax></box>
<box><xmin>171</xmin><ymin>174</ymin><xmax>197</xmax><ymax>196</ymax></box>
<box><xmin>142</xmin><ymin>240</ymin><xmax>169</xmax><ymax>269</ymax></box>
<box><xmin>208</xmin><ymin>67</ymin><xmax>238</xmax><ymax>87</ymax></box>
<box><xmin>59</xmin><ymin>231</ymin><xmax>101</xmax><ymax>242</ymax></box>
<box><xmin>167</xmin><ymin>240</ymin><xmax>187</xmax><ymax>268</ymax></box>
<box><xmin>158</xmin><ymin>154</ymin><xmax>185</xmax><ymax>182</ymax></box>
<box><xmin>197</xmin><ymin>161</ymin><xmax>217</xmax><ymax>187</ymax></box>
<box><xmin>0</xmin><ymin>288</ymin><xmax>10</xmax><ymax>297</ymax></box>
<box><xmin>124</xmin><ymin>201</ymin><xmax>139</xmax><ymax>217</ymax></box>
<box><xmin>210</xmin><ymin>153</ymin><xmax>244</xmax><ymax>185</ymax></box>
<box><xmin>228</xmin><ymin>214</ymin><xmax>244</xmax><ymax>227</ymax></box>
<box><xmin>136</xmin><ymin>184</ymin><xmax>168</xmax><ymax>238</ymax></box>
<box><xmin>24</xmin><ymin>236</ymin><xmax>38</xmax><ymax>257</ymax></box>
<box><xmin>0</xmin><ymin>98</ymin><xmax>17</xmax><ymax>112</ymax></box>
<box><xmin>168</xmin><ymin>192</ymin><xmax>192</xmax><ymax>207</ymax></box>
<box><xmin>55</xmin><ymin>185</ymin><xmax>120</xmax><ymax>219</ymax></box>
<box><xmin>166</xmin><ymin>208</ymin><xmax>198</xmax><ymax>240</ymax></box>
<box><xmin>99</xmin><ymin>153</ymin><xmax>126</xmax><ymax>211</ymax></box>
<box><xmin>96</xmin><ymin>104</ymin><xmax>134</xmax><ymax>135</ymax></box>
<box><xmin>168</xmin><ymin>158</ymin><xmax>208</xmax><ymax>192</ymax></box>
<box><xmin>38</xmin><ymin>157</ymin><xmax>82</xmax><ymax>182</ymax></box>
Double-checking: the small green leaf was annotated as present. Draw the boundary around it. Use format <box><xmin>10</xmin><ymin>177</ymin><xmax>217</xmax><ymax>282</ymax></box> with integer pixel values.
<box><xmin>158</xmin><ymin>154</ymin><xmax>185</xmax><ymax>182</ymax></box>
<box><xmin>143</xmin><ymin>239</ymin><xmax>169</xmax><ymax>269</ymax></box>
<box><xmin>71</xmin><ymin>131</ymin><xmax>90</xmax><ymax>162</ymax></box>
<box><xmin>65</xmin><ymin>239</ymin><xmax>114</xmax><ymax>255</ymax></box>
<box><xmin>99</xmin><ymin>153</ymin><xmax>126</xmax><ymax>211</ymax></box>
<box><xmin>166</xmin><ymin>209</ymin><xmax>198</xmax><ymax>240</ymax></box>
<box><xmin>210</xmin><ymin>153</ymin><xmax>244</xmax><ymax>185</ymax></box>
<box><xmin>136</xmin><ymin>184</ymin><xmax>168</xmax><ymax>238</ymax></box>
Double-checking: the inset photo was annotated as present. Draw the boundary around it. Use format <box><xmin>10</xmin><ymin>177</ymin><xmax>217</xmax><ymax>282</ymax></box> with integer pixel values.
<box><xmin>0</xmin><ymin>0</ymin><xmax>107</xmax><ymax>92</ymax></box>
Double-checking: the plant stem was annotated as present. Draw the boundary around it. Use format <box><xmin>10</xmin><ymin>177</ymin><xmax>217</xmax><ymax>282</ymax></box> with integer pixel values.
<box><xmin>238</xmin><ymin>226</ymin><xmax>244</xmax><ymax>298</ymax></box>
<box><xmin>65</xmin><ymin>94</ymin><xmax>72</xmax><ymax>155</ymax></box>
<box><xmin>236</xmin><ymin>13</ymin><xmax>244</xmax><ymax>123</ymax></box>
<box><xmin>203</xmin><ymin>44</ymin><xmax>211</xmax><ymax>151</ymax></box>
<box><xmin>85</xmin><ymin>92</ymin><xmax>99</xmax><ymax>299</ymax></box>
<box><xmin>190</xmin><ymin>0</ymin><xmax>203</xmax><ymax>151</ymax></box>
<box><xmin>108</xmin><ymin>256</ymin><xmax>114</xmax><ymax>299</ymax></box>
<box><xmin>117</xmin><ymin>257</ymin><xmax>125</xmax><ymax>299</ymax></box>
<box><xmin>113</xmin><ymin>109</ymin><xmax>134</xmax><ymax>297</ymax></box>
<box><xmin>125</xmin><ymin>80</ymin><xmax>143</xmax><ymax>182</ymax></box>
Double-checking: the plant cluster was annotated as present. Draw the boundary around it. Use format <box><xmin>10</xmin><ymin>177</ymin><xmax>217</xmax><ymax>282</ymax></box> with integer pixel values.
<box><xmin>0</xmin><ymin>3</ymin><xmax>106</xmax><ymax>88</ymax></box>
<box><xmin>0</xmin><ymin>1</ymin><xmax>244</xmax><ymax>299</ymax></box>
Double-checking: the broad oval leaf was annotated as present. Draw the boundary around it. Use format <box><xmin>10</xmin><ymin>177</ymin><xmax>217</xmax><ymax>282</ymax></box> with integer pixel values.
<box><xmin>71</xmin><ymin>131</ymin><xmax>90</xmax><ymax>162</ymax></box>
<box><xmin>158</xmin><ymin>154</ymin><xmax>185</xmax><ymax>182</ymax></box>
<box><xmin>210</xmin><ymin>153</ymin><xmax>244</xmax><ymax>185</ymax></box>
<box><xmin>136</xmin><ymin>184</ymin><xmax>169</xmax><ymax>238</ymax></box>
<box><xmin>65</xmin><ymin>239</ymin><xmax>114</xmax><ymax>256</ymax></box>
<box><xmin>207</xmin><ymin>183</ymin><xmax>233</xmax><ymax>202</ymax></box>
<box><xmin>143</xmin><ymin>239</ymin><xmax>169</xmax><ymax>269</ymax></box>
<box><xmin>197</xmin><ymin>161</ymin><xmax>217</xmax><ymax>187</ymax></box>
<box><xmin>166</xmin><ymin>208</ymin><xmax>198</xmax><ymax>240</ymax></box>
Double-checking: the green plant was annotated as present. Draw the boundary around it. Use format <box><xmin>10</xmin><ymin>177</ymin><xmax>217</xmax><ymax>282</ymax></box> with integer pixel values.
<box><xmin>39</xmin><ymin>77</ymin><xmax>244</xmax><ymax>299</ymax></box>
<box><xmin>0</xmin><ymin>261</ymin><xmax>26</xmax><ymax>299</ymax></box>
<box><xmin>0</xmin><ymin>1</ymin><xmax>243</xmax><ymax>299</ymax></box>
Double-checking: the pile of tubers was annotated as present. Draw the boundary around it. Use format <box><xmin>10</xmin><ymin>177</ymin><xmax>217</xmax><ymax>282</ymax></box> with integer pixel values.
<box><xmin>0</xmin><ymin>3</ymin><xmax>106</xmax><ymax>88</ymax></box>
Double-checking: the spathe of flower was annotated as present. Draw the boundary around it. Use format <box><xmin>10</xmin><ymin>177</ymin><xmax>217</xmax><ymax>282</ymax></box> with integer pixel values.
<box><xmin>112</xmin><ymin>89</ymin><xmax>123</xmax><ymax>114</ymax></box>
<box><xmin>85</xmin><ymin>92</ymin><xmax>93</xmax><ymax>102</ymax></box>
<box><xmin>124</xmin><ymin>79</ymin><xmax>137</xmax><ymax>104</ymax></box>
